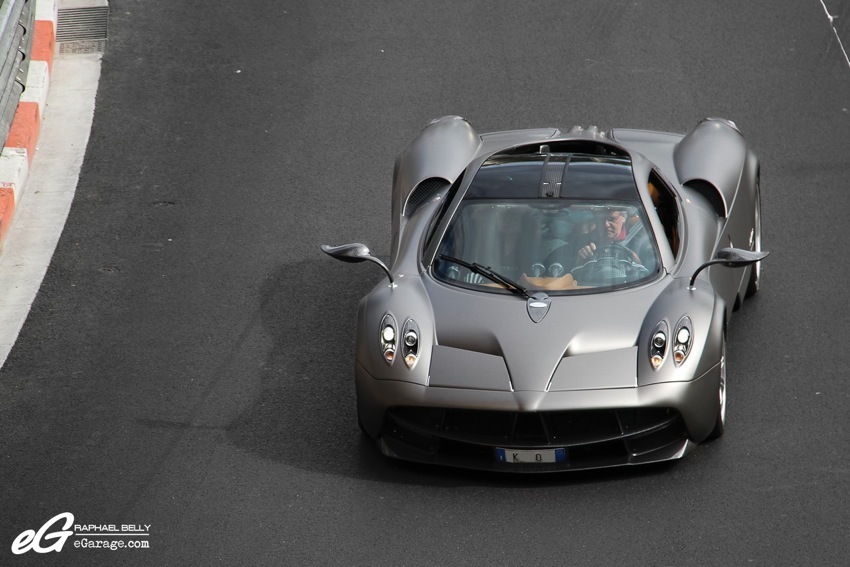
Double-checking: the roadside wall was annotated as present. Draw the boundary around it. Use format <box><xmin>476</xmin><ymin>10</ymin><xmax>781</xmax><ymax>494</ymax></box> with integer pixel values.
<box><xmin>0</xmin><ymin>0</ymin><xmax>56</xmax><ymax>252</ymax></box>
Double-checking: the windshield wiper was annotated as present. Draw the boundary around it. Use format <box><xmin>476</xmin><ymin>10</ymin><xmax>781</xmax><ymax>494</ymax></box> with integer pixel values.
<box><xmin>439</xmin><ymin>255</ymin><xmax>530</xmax><ymax>299</ymax></box>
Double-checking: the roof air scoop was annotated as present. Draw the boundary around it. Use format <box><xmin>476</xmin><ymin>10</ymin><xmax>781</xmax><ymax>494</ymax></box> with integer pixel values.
<box><xmin>566</xmin><ymin>125</ymin><xmax>606</xmax><ymax>140</ymax></box>
<box><xmin>539</xmin><ymin>157</ymin><xmax>566</xmax><ymax>198</ymax></box>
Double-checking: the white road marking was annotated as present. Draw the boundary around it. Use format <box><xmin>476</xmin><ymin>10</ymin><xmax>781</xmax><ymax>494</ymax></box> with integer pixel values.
<box><xmin>0</xmin><ymin>54</ymin><xmax>102</xmax><ymax>369</ymax></box>
<box><xmin>819</xmin><ymin>0</ymin><xmax>850</xmax><ymax>69</ymax></box>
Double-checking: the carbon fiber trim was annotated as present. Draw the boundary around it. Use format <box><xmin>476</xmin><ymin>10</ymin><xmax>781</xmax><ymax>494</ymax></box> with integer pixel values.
<box><xmin>381</xmin><ymin>406</ymin><xmax>689</xmax><ymax>471</ymax></box>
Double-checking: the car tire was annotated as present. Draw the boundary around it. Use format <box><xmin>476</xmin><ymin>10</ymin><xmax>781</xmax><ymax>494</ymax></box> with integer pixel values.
<box><xmin>707</xmin><ymin>334</ymin><xmax>727</xmax><ymax>440</ymax></box>
<box><xmin>357</xmin><ymin>411</ymin><xmax>368</xmax><ymax>435</ymax></box>
<box><xmin>745</xmin><ymin>179</ymin><xmax>762</xmax><ymax>299</ymax></box>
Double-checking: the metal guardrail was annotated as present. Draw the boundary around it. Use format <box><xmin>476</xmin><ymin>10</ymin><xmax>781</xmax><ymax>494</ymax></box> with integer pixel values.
<box><xmin>0</xmin><ymin>0</ymin><xmax>34</xmax><ymax>147</ymax></box>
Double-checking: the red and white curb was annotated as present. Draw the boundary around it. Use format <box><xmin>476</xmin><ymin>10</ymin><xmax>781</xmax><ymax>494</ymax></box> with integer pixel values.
<box><xmin>0</xmin><ymin>0</ymin><xmax>57</xmax><ymax>253</ymax></box>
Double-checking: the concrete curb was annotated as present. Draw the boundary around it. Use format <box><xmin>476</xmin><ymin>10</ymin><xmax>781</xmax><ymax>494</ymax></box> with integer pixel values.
<box><xmin>0</xmin><ymin>0</ymin><xmax>57</xmax><ymax>253</ymax></box>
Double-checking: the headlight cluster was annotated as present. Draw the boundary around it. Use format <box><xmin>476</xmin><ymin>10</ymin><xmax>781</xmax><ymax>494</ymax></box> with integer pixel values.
<box><xmin>649</xmin><ymin>316</ymin><xmax>693</xmax><ymax>370</ymax></box>
<box><xmin>380</xmin><ymin>314</ymin><xmax>420</xmax><ymax>369</ymax></box>
<box><xmin>380</xmin><ymin>314</ymin><xmax>397</xmax><ymax>364</ymax></box>
<box><xmin>649</xmin><ymin>321</ymin><xmax>669</xmax><ymax>370</ymax></box>
<box><xmin>672</xmin><ymin>317</ymin><xmax>693</xmax><ymax>366</ymax></box>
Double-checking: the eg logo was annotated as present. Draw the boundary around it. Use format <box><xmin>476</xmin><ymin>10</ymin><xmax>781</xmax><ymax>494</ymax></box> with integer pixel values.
<box><xmin>11</xmin><ymin>512</ymin><xmax>74</xmax><ymax>555</ymax></box>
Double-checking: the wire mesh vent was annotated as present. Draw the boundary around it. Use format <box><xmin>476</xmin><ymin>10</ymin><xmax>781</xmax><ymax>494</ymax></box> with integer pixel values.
<box><xmin>404</xmin><ymin>177</ymin><xmax>449</xmax><ymax>217</ymax></box>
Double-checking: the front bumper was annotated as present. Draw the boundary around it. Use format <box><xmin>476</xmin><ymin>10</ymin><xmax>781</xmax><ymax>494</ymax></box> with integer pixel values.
<box><xmin>356</xmin><ymin>360</ymin><xmax>721</xmax><ymax>472</ymax></box>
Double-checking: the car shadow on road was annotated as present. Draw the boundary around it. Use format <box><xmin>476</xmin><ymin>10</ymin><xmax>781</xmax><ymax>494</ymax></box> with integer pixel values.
<box><xmin>225</xmin><ymin>257</ymin><xmax>680</xmax><ymax>487</ymax></box>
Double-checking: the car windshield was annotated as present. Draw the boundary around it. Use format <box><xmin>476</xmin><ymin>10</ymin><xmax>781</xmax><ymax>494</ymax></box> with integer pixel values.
<box><xmin>433</xmin><ymin>153</ymin><xmax>661</xmax><ymax>294</ymax></box>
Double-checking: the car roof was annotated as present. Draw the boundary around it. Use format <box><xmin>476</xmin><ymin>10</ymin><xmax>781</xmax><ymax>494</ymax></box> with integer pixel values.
<box><xmin>466</xmin><ymin>152</ymin><xmax>641</xmax><ymax>202</ymax></box>
<box><xmin>420</xmin><ymin>140</ymin><xmax>678</xmax><ymax>273</ymax></box>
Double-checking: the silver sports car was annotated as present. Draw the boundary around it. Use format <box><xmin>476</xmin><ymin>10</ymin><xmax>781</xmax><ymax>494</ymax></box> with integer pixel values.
<box><xmin>323</xmin><ymin>116</ymin><xmax>767</xmax><ymax>472</ymax></box>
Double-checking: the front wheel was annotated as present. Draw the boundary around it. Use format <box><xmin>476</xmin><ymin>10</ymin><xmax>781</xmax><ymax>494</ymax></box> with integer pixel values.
<box><xmin>357</xmin><ymin>409</ymin><xmax>368</xmax><ymax>435</ymax></box>
<box><xmin>745</xmin><ymin>178</ymin><xmax>762</xmax><ymax>298</ymax></box>
<box><xmin>707</xmin><ymin>334</ymin><xmax>727</xmax><ymax>440</ymax></box>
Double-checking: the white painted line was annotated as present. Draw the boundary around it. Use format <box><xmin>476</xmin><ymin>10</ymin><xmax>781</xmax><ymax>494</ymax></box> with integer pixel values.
<box><xmin>0</xmin><ymin>53</ymin><xmax>102</xmax><ymax>369</ymax></box>
<box><xmin>819</xmin><ymin>0</ymin><xmax>850</xmax><ymax>69</ymax></box>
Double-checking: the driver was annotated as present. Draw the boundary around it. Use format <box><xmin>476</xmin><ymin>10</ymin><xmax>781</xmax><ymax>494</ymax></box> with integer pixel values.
<box><xmin>576</xmin><ymin>208</ymin><xmax>640</xmax><ymax>264</ymax></box>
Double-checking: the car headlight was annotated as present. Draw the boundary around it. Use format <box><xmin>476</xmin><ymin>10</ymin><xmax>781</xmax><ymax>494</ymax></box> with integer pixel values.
<box><xmin>402</xmin><ymin>319</ymin><xmax>421</xmax><ymax>369</ymax></box>
<box><xmin>380</xmin><ymin>314</ymin><xmax>397</xmax><ymax>365</ymax></box>
<box><xmin>649</xmin><ymin>321</ymin><xmax>669</xmax><ymax>370</ymax></box>
<box><xmin>672</xmin><ymin>316</ymin><xmax>693</xmax><ymax>366</ymax></box>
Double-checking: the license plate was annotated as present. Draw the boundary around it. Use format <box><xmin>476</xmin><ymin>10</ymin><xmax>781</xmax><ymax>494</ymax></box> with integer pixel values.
<box><xmin>496</xmin><ymin>447</ymin><xmax>566</xmax><ymax>464</ymax></box>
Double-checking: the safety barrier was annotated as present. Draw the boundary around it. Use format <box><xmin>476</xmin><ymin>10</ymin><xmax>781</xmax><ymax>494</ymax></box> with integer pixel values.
<box><xmin>0</xmin><ymin>0</ymin><xmax>34</xmax><ymax>146</ymax></box>
<box><xmin>0</xmin><ymin>0</ymin><xmax>54</xmax><ymax>251</ymax></box>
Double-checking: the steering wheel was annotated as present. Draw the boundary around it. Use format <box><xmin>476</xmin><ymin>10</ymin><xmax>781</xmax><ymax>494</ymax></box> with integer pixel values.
<box><xmin>595</xmin><ymin>244</ymin><xmax>638</xmax><ymax>262</ymax></box>
<box><xmin>572</xmin><ymin>244</ymin><xmax>648</xmax><ymax>284</ymax></box>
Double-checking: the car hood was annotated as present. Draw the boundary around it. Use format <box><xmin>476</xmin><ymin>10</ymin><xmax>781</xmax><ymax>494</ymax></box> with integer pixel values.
<box><xmin>422</xmin><ymin>277</ymin><xmax>669</xmax><ymax>393</ymax></box>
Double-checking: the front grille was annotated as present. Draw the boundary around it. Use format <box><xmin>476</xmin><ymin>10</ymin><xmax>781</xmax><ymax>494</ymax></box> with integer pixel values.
<box><xmin>382</xmin><ymin>406</ymin><xmax>689</xmax><ymax>470</ymax></box>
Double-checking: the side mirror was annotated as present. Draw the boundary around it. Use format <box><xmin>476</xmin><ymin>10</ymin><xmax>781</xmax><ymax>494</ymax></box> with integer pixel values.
<box><xmin>689</xmin><ymin>247</ymin><xmax>768</xmax><ymax>289</ymax></box>
<box><xmin>321</xmin><ymin>243</ymin><xmax>394</xmax><ymax>285</ymax></box>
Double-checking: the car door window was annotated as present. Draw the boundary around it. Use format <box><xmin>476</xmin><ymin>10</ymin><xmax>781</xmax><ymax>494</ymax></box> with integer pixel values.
<box><xmin>648</xmin><ymin>171</ymin><xmax>680</xmax><ymax>258</ymax></box>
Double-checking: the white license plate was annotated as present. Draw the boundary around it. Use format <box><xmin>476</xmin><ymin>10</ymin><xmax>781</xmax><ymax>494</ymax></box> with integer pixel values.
<box><xmin>496</xmin><ymin>447</ymin><xmax>566</xmax><ymax>464</ymax></box>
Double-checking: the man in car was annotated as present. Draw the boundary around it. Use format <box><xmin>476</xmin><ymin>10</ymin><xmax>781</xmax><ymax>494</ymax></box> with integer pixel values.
<box><xmin>576</xmin><ymin>208</ymin><xmax>637</xmax><ymax>263</ymax></box>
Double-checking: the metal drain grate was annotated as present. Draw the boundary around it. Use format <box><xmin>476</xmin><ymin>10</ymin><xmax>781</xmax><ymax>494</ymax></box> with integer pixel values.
<box><xmin>57</xmin><ymin>1</ymin><xmax>109</xmax><ymax>54</ymax></box>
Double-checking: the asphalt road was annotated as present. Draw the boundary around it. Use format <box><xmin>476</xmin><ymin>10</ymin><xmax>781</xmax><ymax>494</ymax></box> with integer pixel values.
<box><xmin>2</xmin><ymin>1</ymin><xmax>849</xmax><ymax>565</ymax></box>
